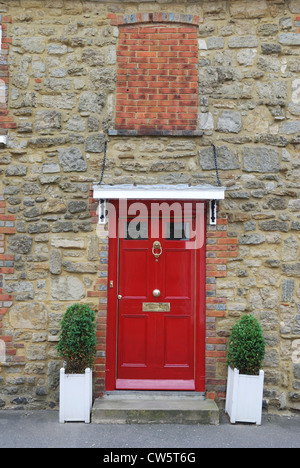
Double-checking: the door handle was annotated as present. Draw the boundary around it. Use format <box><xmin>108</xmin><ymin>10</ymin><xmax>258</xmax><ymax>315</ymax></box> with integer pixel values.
<box><xmin>118</xmin><ymin>294</ymin><xmax>122</xmax><ymax>300</ymax></box>
<box><xmin>153</xmin><ymin>289</ymin><xmax>160</xmax><ymax>298</ymax></box>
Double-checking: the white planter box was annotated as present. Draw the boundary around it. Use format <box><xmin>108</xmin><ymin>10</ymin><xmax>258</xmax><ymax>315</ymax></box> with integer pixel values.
<box><xmin>225</xmin><ymin>366</ymin><xmax>264</xmax><ymax>425</ymax></box>
<box><xmin>59</xmin><ymin>368</ymin><xmax>92</xmax><ymax>423</ymax></box>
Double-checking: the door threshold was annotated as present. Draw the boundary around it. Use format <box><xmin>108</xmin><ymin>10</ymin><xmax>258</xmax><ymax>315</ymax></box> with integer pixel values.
<box><xmin>116</xmin><ymin>378</ymin><xmax>196</xmax><ymax>391</ymax></box>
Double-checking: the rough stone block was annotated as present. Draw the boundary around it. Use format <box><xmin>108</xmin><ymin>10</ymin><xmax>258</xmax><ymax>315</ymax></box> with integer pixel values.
<box><xmin>278</xmin><ymin>33</ymin><xmax>300</xmax><ymax>45</ymax></box>
<box><xmin>199</xmin><ymin>145</ymin><xmax>240</xmax><ymax>170</ymax></box>
<box><xmin>228</xmin><ymin>35</ymin><xmax>259</xmax><ymax>48</ymax></box>
<box><xmin>50</xmin><ymin>276</ymin><xmax>85</xmax><ymax>301</ymax></box>
<box><xmin>58</xmin><ymin>146</ymin><xmax>87</xmax><ymax>172</ymax></box>
<box><xmin>216</xmin><ymin>111</ymin><xmax>242</xmax><ymax>133</ymax></box>
<box><xmin>243</xmin><ymin>146</ymin><xmax>280</xmax><ymax>173</ymax></box>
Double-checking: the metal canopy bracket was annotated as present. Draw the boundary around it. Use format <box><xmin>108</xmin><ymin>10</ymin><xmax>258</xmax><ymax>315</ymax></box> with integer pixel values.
<box><xmin>209</xmin><ymin>200</ymin><xmax>217</xmax><ymax>226</ymax></box>
<box><xmin>98</xmin><ymin>199</ymin><xmax>107</xmax><ymax>225</ymax></box>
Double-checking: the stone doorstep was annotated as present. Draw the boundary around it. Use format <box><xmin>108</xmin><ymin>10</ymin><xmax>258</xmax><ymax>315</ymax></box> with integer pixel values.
<box><xmin>91</xmin><ymin>392</ymin><xmax>219</xmax><ymax>425</ymax></box>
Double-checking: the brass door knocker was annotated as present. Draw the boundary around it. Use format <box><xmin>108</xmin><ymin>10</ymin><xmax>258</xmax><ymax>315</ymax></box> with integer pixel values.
<box><xmin>152</xmin><ymin>241</ymin><xmax>162</xmax><ymax>261</ymax></box>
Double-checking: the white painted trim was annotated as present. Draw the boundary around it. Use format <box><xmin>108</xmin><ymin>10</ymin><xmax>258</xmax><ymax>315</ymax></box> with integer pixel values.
<box><xmin>93</xmin><ymin>184</ymin><xmax>225</xmax><ymax>201</ymax></box>
<box><xmin>0</xmin><ymin>135</ymin><xmax>7</xmax><ymax>145</ymax></box>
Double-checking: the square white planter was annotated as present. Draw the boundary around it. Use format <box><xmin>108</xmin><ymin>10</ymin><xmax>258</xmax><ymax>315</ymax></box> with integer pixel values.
<box><xmin>59</xmin><ymin>368</ymin><xmax>92</xmax><ymax>423</ymax></box>
<box><xmin>225</xmin><ymin>366</ymin><xmax>264</xmax><ymax>425</ymax></box>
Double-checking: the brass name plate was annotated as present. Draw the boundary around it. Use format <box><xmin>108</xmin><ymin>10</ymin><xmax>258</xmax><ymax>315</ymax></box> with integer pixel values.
<box><xmin>142</xmin><ymin>302</ymin><xmax>170</xmax><ymax>312</ymax></box>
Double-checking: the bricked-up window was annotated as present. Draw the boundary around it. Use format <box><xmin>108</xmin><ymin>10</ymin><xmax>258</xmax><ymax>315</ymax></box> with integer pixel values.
<box><xmin>115</xmin><ymin>24</ymin><xmax>198</xmax><ymax>135</ymax></box>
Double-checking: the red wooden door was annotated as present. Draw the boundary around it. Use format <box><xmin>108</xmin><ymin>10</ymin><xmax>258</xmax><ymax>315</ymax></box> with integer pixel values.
<box><xmin>114</xmin><ymin>202</ymin><xmax>205</xmax><ymax>391</ymax></box>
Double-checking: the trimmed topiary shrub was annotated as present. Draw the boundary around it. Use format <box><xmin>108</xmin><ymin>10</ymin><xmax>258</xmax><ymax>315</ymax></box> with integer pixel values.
<box><xmin>226</xmin><ymin>315</ymin><xmax>265</xmax><ymax>376</ymax></box>
<box><xmin>57</xmin><ymin>303</ymin><xmax>97</xmax><ymax>374</ymax></box>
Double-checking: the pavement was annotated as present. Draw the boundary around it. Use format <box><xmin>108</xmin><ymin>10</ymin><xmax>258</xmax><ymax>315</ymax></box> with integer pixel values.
<box><xmin>0</xmin><ymin>409</ymin><xmax>300</xmax><ymax>449</ymax></box>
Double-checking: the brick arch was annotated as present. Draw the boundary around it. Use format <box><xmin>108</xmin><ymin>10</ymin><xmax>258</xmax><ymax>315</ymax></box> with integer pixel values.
<box><xmin>108</xmin><ymin>12</ymin><xmax>202</xmax><ymax>27</ymax></box>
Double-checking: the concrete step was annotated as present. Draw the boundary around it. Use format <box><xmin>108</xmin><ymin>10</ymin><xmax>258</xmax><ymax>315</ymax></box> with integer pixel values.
<box><xmin>91</xmin><ymin>392</ymin><xmax>219</xmax><ymax>425</ymax></box>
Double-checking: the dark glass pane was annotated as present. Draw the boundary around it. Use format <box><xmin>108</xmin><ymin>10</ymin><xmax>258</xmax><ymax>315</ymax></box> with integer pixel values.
<box><xmin>126</xmin><ymin>221</ymin><xmax>148</xmax><ymax>240</ymax></box>
<box><xmin>165</xmin><ymin>222</ymin><xmax>190</xmax><ymax>240</ymax></box>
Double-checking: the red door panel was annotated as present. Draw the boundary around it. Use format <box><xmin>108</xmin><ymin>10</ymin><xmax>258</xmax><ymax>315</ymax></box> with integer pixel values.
<box><xmin>164</xmin><ymin>316</ymin><xmax>191</xmax><ymax>366</ymax></box>
<box><xmin>119</xmin><ymin>315</ymin><xmax>148</xmax><ymax>368</ymax></box>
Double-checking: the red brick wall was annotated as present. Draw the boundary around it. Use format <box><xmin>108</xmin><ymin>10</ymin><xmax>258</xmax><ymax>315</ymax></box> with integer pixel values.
<box><xmin>0</xmin><ymin>16</ymin><xmax>16</xmax><ymax>133</ymax></box>
<box><xmin>0</xmin><ymin>194</ymin><xmax>17</xmax><ymax>364</ymax></box>
<box><xmin>0</xmin><ymin>17</ymin><xmax>18</xmax><ymax>364</ymax></box>
<box><xmin>115</xmin><ymin>23</ymin><xmax>198</xmax><ymax>133</ymax></box>
<box><xmin>88</xmin><ymin>190</ymin><xmax>108</xmax><ymax>396</ymax></box>
<box><xmin>205</xmin><ymin>216</ymin><xmax>238</xmax><ymax>400</ymax></box>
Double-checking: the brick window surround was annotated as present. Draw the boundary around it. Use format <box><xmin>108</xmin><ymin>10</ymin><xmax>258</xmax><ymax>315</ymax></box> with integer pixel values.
<box><xmin>0</xmin><ymin>15</ymin><xmax>16</xmax><ymax>138</ymax></box>
<box><xmin>109</xmin><ymin>13</ymin><xmax>202</xmax><ymax>136</ymax></box>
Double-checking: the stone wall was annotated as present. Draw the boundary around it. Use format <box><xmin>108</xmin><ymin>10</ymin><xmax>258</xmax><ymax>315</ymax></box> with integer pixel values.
<box><xmin>0</xmin><ymin>0</ymin><xmax>300</xmax><ymax>412</ymax></box>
